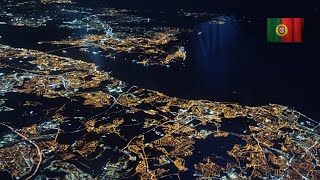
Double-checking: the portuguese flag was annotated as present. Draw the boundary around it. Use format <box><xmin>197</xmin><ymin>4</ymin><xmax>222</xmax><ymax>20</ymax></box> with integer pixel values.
<box><xmin>267</xmin><ymin>18</ymin><xmax>304</xmax><ymax>43</ymax></box>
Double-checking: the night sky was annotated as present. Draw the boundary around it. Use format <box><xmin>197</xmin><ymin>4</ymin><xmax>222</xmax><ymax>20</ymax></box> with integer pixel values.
<box><xmin>76</xmin><ymin>0</ymin><xmax>316</xmax><ymax>16</ymax></box>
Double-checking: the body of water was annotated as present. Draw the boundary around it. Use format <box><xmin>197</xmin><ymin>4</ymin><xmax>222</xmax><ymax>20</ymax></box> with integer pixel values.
<box><xmin>0</xmin><ymin>13</ymin><xmax>319</xmax><ymax>120</ymax></box>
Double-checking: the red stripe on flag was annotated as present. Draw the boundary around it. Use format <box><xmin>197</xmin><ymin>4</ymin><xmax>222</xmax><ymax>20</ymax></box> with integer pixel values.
<box><xmin>282</xmin><ymin>18</ymin><xmax>293</xmax><ymax>42</ymax></box>
<box><xmin>293</xmin><ymin>18</ymin><xmax>303</xmax><ymax>42</ymax></box>
<box><xmin>282</xmin><ymin>18</ymin><xmax>303</xmax><ymax>42</ymax></box>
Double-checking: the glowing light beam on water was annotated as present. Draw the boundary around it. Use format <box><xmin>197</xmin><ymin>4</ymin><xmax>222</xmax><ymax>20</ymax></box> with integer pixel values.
<box><xmin>192</xmin><ymin>16</ymin><xmax>241</xmax><ymax>85</ymax></box>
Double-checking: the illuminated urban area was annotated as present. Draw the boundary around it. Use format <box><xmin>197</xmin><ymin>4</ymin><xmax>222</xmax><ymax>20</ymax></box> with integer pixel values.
<box><xmin>0</xmin><ymin>0</ymin><xmax>319</xmax><ymax>179</ymax></box>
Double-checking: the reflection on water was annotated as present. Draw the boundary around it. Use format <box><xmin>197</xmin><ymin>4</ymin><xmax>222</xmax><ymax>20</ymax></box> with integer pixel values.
<box><xmin>192</xmin><ymin>16</ymin><xmax>241</xmax><ymax>84</ymax></box>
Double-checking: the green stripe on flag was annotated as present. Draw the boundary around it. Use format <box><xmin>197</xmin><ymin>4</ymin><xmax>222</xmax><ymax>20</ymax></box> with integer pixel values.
<box><xmin>267</xmin><ymin>18</ymin><xmax>282</xmax><ymax>42</ymax></box>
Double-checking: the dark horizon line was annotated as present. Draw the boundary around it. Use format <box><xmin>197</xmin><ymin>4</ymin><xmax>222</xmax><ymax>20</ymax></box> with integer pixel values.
<box><xmin>73</xmin><ymin>1</ymin><xmax>317</xmax><ymax>16</ymax></box>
